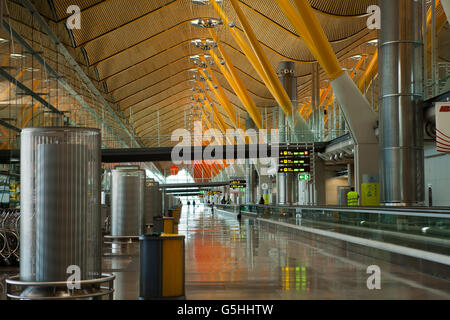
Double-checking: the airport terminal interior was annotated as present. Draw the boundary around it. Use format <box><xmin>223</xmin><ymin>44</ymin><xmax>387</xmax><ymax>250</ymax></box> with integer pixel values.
<box><xmin>0</xmin><ymin>0</ymin><xmax>449</xmax><ymax>300</ymax></box>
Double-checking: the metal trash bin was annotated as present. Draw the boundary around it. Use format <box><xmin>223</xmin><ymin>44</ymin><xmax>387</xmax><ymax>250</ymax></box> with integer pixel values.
<box><xmin>153</xmin><ymin>217</ymin><xmax>164</xmax><ymax>233</ymax></box>
<box><xmin>139</xmin><ymin>233</ymin><xmax>185</xmax><ymax>300</ymax></box>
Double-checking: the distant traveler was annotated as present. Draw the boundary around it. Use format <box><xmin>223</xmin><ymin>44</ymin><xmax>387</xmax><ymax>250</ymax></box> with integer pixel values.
<box><xmin>187</xmin><ymin>201</ymin><xmax>191</xmax><ymax>206</ymax></box>
<box><xmin>226</xmin><ymin>198</ymin><xmax>231</xmax><ymax>204</ymax></box>
<box><xmin>258</xmin><ymin>197</ymin><xmax>265</xmax><ymax>205</ymax></box>
<box><xmin>193</xmin><ymin>200</ymin><xmax>196</xmax><ymax>206</ymax></box>
<box><xmin>221</xmin><ymin>197</ymin><xmax>226</xmax><ymax>204</ymax></box>
<box><xmin>347</xmin><ymin>187</ymin><xmax>359</xmax><ymax>206</ymax></box>
<box><xmin>237</xmin><ymin>206</ymin><xmax>242</xmax><ymax>222</ymax></box>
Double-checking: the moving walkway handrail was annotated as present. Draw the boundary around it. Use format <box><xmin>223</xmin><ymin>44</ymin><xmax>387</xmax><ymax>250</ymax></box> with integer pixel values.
<box><xmin>236</xmin><ymin>204</ymin><xmax>450</xmax><ymax>218</ymax></box>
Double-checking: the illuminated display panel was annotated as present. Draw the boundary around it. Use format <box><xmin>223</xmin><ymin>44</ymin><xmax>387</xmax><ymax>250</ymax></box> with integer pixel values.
<box><xmin>229</xmin><ymin>179</ymin><xmax>246</xmax><ymax>190</ymax></box>
<box><xmin>278</xmin><ymin>144</ymin><xmax>312</xmax><ymax>173</ymax></box>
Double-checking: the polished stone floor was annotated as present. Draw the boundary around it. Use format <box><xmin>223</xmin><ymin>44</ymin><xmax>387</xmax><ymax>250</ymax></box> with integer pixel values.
<box><xmin>1</xmin><ymin>205</ymin><xmax>450</xmax><ymax>300</ymax></box>
<box><xmin>104</xmin><ymin>205</ymin><xmax>450</xmax><ymax>300</ymax></box>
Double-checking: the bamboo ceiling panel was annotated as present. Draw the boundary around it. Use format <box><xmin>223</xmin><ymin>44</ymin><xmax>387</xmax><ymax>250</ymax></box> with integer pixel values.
<box><xmin>309</xmin><ymin>0</ymin><xmax>377</xmax><ymax>16</ymax></box>
<box><xmin>119</xmin><ymin>69</ymin><xmax>192</xmax><ymax>108</ymax></box>
<box><xmin>78</xmin><ymin>1</ymin><xmax>212</xmax><ymax>59</ymax></box>
<box><xmin>112</xmin><ymin>59</ymin><xmax>193</xmax><ymax>99</ymax></box>
<box><xmin>94</xmin><ymin>23</ymin><xmax>210</xmax><ymax>78</ymax></box>
<box><xmin>129</xmin><ymin>81</ymin><xmax>192</xmax><ymax>112</ymax></box>
<box><xmin>104</xmin><ymin>41</ymin><xmax>194</xmax><ymax>88</ymax></box>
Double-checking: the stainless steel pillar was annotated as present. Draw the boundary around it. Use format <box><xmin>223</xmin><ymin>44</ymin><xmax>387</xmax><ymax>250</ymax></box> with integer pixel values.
<box><xmin>379</xmin><ymin>0</ymin><xmax>425</xmax><ymax>206</ymax></box>
<box><xmin>245</xmin><ymin>114</ymin><xmax>257</xmax><ymax>204</ymax></box>
<box><xmin>312</xmin><ymin>63</ymin><xmax>320</xmax><ymax>141</ymax></box>
<box><xmin>144</xmin><ymin>180</ymin><xmax>160</xmax><ymax>231</ymax></box>
<box><xmin>277</xmin><ymin>61</ymin><xmax>300</xmax><ymax>204</ymax></box>
<box><xmin>111</xmin><ymin>168</ymin><xmax>145</xmax><ymax>236</ymax></box>
<box><xmin>20</xmin><ymin>128</ymin><xmax>102</xmax><ymax>286</ymax></box>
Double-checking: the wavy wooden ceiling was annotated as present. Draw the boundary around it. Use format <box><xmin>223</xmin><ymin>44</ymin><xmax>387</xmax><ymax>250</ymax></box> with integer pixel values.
<box><xmin>34</xmin><ymin>0</ymin><xmax>380</xmax><ymax>144</ymax></box>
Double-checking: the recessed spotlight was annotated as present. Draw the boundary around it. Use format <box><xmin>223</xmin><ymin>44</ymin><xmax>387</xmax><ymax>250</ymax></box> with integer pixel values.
<box><xmin>191</xmin><ymin>18</ymin><xmax>223</xmax><ymax>28</ymax></box>
<box><xmin>350</xmin><ymin>54</ymin><xmax>362</xmax><ymax>60</ymax></box>
<box><xmin>191</xmin><ymin>0</ymin><xmax>222</xmax><ymax>4</ymax></box>
<box><xmin>25</xmin><ymin>67</ymin><xmax>40</xmax><ymax>72</ymax></box>
<box><xmin>10</xmin><ymin>53</ymin><xmax>26</xmax><ymax>59</ymax></box>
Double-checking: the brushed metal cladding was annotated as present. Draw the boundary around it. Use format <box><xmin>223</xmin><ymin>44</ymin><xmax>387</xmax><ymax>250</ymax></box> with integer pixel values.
<box><xmin>111</xmin><ymin>169</ymin><xmax>145</xmax><ymax>236</ymax></box>
<box><xmin>36</xmin><ymin>144</ymin><xmax>88</xmax><ymax>282</ymax></box>
<box><xmin>144</xmin><ymin>181</ymin><xmax>161</xmax><ymax>226</ymax></box>
<box><xmin>277</xmin><ymin>61</ymin><xmax>299</xmax><ymax>205</ymax></box>
<box><xmin>20</xmin><ymin>128</ymin><xmax>101</xmax><ymax>282</ymax></box>
<box><xmin>379</xmin><ymin>0</ymin><xmax>425</xmax><ymax>205</ymax></box>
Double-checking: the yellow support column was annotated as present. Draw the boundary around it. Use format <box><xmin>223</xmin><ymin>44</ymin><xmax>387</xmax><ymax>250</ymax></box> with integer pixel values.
<box><xmin>210</xmin><ymin>0</ymin><xmax>298</xmax><ymax>118</ymax></box>
<box><xmin>209</xmin><ymin>30</ymin><xmax>264</xmax><ymax>129</ymax></box>
<box><xmin>195</xmin><ymin>79</ymin><xmax>228</xmax><ymax>133</ymax></box>
<box><xmin>228</xmin><ymin>0</ymin><xmax>296</xmax><ymax>116</ymax></box>
<box><xmin>197</xmin><ymin>68</ymin><xmax>241</xmax><ymax>130</ymax></box>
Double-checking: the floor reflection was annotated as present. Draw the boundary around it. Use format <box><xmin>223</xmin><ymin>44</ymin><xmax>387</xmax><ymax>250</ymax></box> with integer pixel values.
<box><xmin>182</xmin><ymin>206</ymin><xmax>450</xmax><ymax>300</ymax></box>
<box><xmin>1</xmin><ymin>205</ymin><xmax>449</xmax><ymax>300</ymax></box>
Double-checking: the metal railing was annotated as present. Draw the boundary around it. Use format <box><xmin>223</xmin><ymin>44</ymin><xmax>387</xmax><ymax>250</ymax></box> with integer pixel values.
<box><xmin>0</xmin><ymin>209</ymin><xmax>20</xmax><ymax>266</ymax></box>
<box><xmin>5</xmin><ymin>274</ymin><xmax>116</xmax><ymax>300</ymax></box>
<box><xmin>215</xmin><ymin>204</ymin><xmax>450</xmax><ymax>255</ymax></box>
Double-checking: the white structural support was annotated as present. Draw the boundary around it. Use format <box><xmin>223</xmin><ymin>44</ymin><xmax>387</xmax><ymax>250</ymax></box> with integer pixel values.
<box><xmin>331</xmin><ymin>73</ymin><xmax>379</xmax><ymax>197</ymax></box>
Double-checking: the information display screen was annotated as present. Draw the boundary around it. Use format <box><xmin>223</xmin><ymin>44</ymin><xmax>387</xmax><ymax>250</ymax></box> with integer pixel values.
<box><xmin>207</xmin><ymin>191</ymin><xmax>222</xmax><ymax>196</ymax></box>
<box><xmin>229</xmin><ymin>179</ymin><xmax>246</xmax><ymax>190</ymax></box>
<box><xmin>278</xmin><ymin>145</ymin><xmax>311</xmax><ymax>173</ymax></box>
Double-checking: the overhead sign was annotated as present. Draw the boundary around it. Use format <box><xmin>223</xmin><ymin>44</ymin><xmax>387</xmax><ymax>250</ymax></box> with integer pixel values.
<box><xmin>207</xmin><ymin>191</ymin><xmax>222</xmax><ymax>196</ymax></box>
<box><xmin>298</xmin><ymin>174</ymin><xmax>311</xmax><ymax>181</ymax></box>
<box><xmin>278</xmin><ymin>144</ymin><xmax>311</xmax><ymax>173</ymax></box>
<box><xmin>436</xmin><ymin>102</ymin><xmax>450</xmax><ymax>153</ymax></box>
<box><xmin>230</xmin><ymin>179</ymin><xmax>246</xmax><ymax>190</ymax></box>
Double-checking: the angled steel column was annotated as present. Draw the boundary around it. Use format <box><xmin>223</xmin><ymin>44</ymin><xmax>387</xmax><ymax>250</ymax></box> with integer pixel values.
<box><xmin>379</xmin><ymin>0</ymin><xmax>425</xmax><ymax>206</ymax></box>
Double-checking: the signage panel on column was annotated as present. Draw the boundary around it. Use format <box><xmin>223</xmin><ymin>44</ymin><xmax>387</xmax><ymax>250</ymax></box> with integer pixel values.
<box><xmin>229</xmin><ymin>179</ymin><xmax>246</xmax><ymax>190</ymax></box>
<box><xmin>278</xmin><ymin>144</ymin><xmax>312</xmax><ymax>173</ymax></box>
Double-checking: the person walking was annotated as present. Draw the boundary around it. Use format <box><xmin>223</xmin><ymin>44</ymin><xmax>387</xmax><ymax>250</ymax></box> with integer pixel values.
<box><xmin>347</xmin><ymin>187</ymin><xmax>359</xmax><ymax>206</ymax></box>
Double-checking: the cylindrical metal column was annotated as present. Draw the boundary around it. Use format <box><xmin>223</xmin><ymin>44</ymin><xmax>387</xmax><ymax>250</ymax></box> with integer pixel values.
<box><xmin>17</xmin><ymin>128</ymin><xmax>107</xmax><ymax>299</ymax></box>
<box><xmin>245</xmin><ymin>113</ymin><xmax>257</xmax><ymax>204</ymax></box>
<box><xmin>145</xmin><ymin>180</ymin><xmax>160</xmax><ymax>232</ymax></box>
<box><xmin>379</xmin><ymin>0</ymin><xmax>425</xmax><ymax>206</ymax></box>
<box><xmin>111</xmin><ymin>168</ymin><xmax>145</xmax><ymax>236</ymax></box>
<box><xmin>277</xmin><ymin>61</ymin><xmax>298</xmax><ymax>205</ymax></box>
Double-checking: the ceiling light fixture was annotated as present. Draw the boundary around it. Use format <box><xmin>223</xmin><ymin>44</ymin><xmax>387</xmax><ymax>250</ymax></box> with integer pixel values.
<box><xmin>190</xmin><ymin>18</ymin><xmax>223</xmax><ymax>28</ymax></box>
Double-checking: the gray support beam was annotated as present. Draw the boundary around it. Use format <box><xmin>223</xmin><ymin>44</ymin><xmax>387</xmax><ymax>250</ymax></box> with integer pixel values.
<box><xmin>379</xmin><ymin>0</ymin><xmax>425</xmax><ymax>206</ymax></box>
<box><xmin>18</xmin><ymin>0</ymin><xmax>164</xmax><ymax>180</ymax></box>
<box><xmin>0</xmin><ymin>67</ymin><xmax>62</xmax><ymax>115</ymax></box>
<box><xmin>20</xmin><ymin>0</ymin><xmax>137</xmax><ymax>147</ymax></box>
